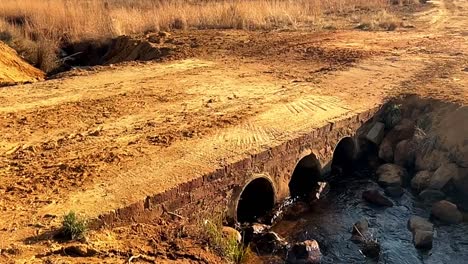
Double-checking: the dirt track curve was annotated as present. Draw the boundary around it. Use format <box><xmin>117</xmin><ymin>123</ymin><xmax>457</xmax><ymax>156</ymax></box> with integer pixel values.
<box><xmin>0</xmin><ymin>0</ymin><xmax>467</xmax><ymax>262</ymax></box>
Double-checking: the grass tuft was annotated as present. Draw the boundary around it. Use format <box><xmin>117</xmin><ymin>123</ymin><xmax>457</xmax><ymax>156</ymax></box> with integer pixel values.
<box><xmin>198</xmin><ymin>213</ymin><xmax>250</xmax><ymax>263</ymax></box>
<box><xmin>61</xmin><ymin>211</ymin><xmax>87</xmax><ymax>240</ymax></box>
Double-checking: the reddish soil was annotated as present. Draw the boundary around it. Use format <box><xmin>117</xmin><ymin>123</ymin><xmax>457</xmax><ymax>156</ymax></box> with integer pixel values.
<box><xmin>0</xmin><ymin>0</ymin><xmax>467</xmax><ymax>263</ymax></box>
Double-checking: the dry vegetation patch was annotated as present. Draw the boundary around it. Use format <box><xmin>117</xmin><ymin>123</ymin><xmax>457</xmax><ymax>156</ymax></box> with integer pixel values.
<box><xmin>0</xmin><ymin>0</ymin><xmax>422</xmax><ymax>73</ymax></box>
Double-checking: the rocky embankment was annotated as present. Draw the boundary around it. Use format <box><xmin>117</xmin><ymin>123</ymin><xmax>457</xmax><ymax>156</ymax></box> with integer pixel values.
<box><xmin>363</xmin><ymin>98</ymin><xmax>467</xmax><ymax>251</ymax></box>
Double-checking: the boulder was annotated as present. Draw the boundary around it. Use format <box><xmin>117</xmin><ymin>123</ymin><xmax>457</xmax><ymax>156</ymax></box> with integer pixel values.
<box><xmin>385</xmin><ymin>186</ymin><xmax>404</xmax><ymax>198</ymax></box>
<box><xmin>394</xmin><ymin>139</ymin><xmax>416</xmax><ymax>168</ymax></box>
<box><xmin>287</xmin><ymin>240</ymin><xmax>321</xmax><ymax>264</ymax></box>
<box><xmin>251</xmin><ymin>231</ymin><xmax>288</xmax><ymax>255</ymax></box>
<box><xmin>366</xmin><ymin>122</ymin><xmax>385</xmax><ymax>145</ymax></box>
<box><xmin>429</xmin><ymin>163</ymin><xmax>458</xmax><ymax>190</ymax></box>
<box><xmin>378</xmin><ymin>141</ymin><xmax>394</xmax><ymax>163</ymax></box>
<box><xmin>222</xmin><ymin>226</ymin><xmax>242</xmax><ymax>243</ymax></box>
<box><xmin>415</xmin><ymin>150</ymin><xmax>450</xmax><ymax>172</ymax></box>
<box><xmin>411</xmin><ymin>171</ymin><xmax>432</xmax><ymax>192</ymax></box>
<box><xmin>413</xmin><ymin>229</ymin><xmax>433</xmax><ymax>249</ymax></box>
<box><xmin>408</xmin><ymin>216</ymin><xmax>433</xmax><ymax>233</ymax></box>
<box><xmin>362</xmin><ymin>189</ymin><xmax>394</xmax><ymax>207</ymax></box>
<box><xmin>382</xmin><ymin>119</ymin><xmax>415</xmax><ymax>145</ymax></box>
<box><xmin>376</xmin><ymin>164</ymin><xmax>407</xmax><ymax>187</ymax></box>
<box><xmin>419</xmin><ymin>189</ymin><xmax>445</xmax><ymax>204</ymax></box>
<box><xmin>431</xmin><ymin>200</ymin><xmax>463</xmax><ymax>224</ymax></box>
<box><xmin>378</xmin><ymin>119</ymin><xmax>414</xmax><ymax>163</ymax></box>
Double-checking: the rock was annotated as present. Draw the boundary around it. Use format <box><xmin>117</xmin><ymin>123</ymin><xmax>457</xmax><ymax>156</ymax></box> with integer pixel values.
<box><xmin>287</xmin><ymin>240</ymin><xmax>321</xmax><ymax>264</ymax></box>
<box><xmin>251</xmin><ymin>223</ymin><xmax>270</xmax><ymax>234</ymax></box>
<box><xmin>362</xmin><ymin>189</ymin><xmax>394</xmax><ymax>207</ymax></box>
<box><xmin>251</xmin><ymin>231</ymin><xmax>288</xmax><ymax>255</ymax></box>
<box><xmin>413</xmin><ymin>229</ymin><xmax>433</xmax><ymax>249</ymax></box>
<box><xmin>222</xmin><ymin>226</ymin><xmax>242</xmax><ymax>243</ymax></box>
<box><xmin>378</xmin><ymin>140</ymin><xmax>394</xmax><ymax>163</ymax></box>
<box><xmin>411</xmin><ymin>171</ymin><xmax>432</xmax><ymax>192</ymax></box>
<box><xmin>429</xmin><ymin>163</ymin><xmax>458</xmax><ymax>190</ymax></box>
<box><xmin>361</xmin><ymin>240</ymin><xmax>381</xmax><ymax>259</ymax></box>
<box><xmin>431</xmin><ymin>200</ymin><xmax>463</xmax><ymax>224</ymax></box>
<box><xmin>366</xmin><ymin>122</ymin><xmax>385</xmax><ymax>145</ymax></box>
<box><xmin>385</xmin><ymin>186</ymin><xmax>404</xmax><ymax>198</ymax></box>
<box><xmin>243</xmin><ymin>223</ymin><xmax>270</xmax><ymax>244</ymax></box>
<box><xmin>382</xmin><ymin>119</ymin><xmax>415</xmax><ymax>145</ymax></box>
<box><xmin>376</xmin><ymin>164</ymin><xmax>407</xmax><ymax>187</ymax></box>
<box><xmin>352</xmin><ymin>219</ymin><xmax>369</xmax><ymax>236</ymax></box>
<box><xmin>408</xmin><ymin>214</ymin><xmax>434</xmax><ymax>250</ymax></box>
<box><xmin>419</xmin><ymin>189</ymin><xmax>445</xmax><ymax>204</ymax></box>
<box><xmin>351</xmin><ymin>219</ymin><xmax>371</xmax><ymax>243</ymax></box>
<box><xmin>415</xmin><ymin>150</ymin><xmax>450</xmax><ymax>171</ymax></box>
<box><xmin>408</xmin><ymin>216</ymin><xmax>433</xmax><ymax>233</ymax></box>
<box><xmin>394</xmin><ymin>139</ymin><xmax>416</xmax><ymax>168</ymax></box>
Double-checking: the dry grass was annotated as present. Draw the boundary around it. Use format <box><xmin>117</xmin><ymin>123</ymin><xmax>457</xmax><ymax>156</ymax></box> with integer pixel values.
<box><xmin>354</xmin><ymin>10</ymin><xmax>402</xmax><ymax>31</ymax></box>
<box><xmin>0</xmin><ymin>0</ymin><xmax>401</xmax><ymax>72</ymax></box>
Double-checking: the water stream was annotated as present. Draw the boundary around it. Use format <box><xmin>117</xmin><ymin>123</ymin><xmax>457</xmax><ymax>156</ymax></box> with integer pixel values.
<box><xmin>266</xmin><ymin>167</ymin><xmax>468</xmax><ymax>264</ymax></box>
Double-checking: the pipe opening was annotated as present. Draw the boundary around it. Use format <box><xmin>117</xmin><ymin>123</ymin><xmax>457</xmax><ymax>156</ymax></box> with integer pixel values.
<box><xmin>237</xmin><ymin>177</ymin><xmax>275</xmax><ymax>223</ymax></box>
<box><xmin>289</xmin><ymin>154</ymin><xmax>322</xmax><ymax>198</ymax></box>
<box><xmin>331</xmin><ymin>137</ymin><xmax>356</xmax><ymax>175</ymax></box>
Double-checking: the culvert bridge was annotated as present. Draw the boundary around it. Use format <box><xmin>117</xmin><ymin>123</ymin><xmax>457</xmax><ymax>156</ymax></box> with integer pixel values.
<box><xmin>92</xmin><ymin>106</ymin><xmax>381</xmax><ymax>227</ymax></box>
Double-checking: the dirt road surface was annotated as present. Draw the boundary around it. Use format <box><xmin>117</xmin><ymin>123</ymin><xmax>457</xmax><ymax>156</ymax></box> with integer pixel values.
<box><xmin>0</xmin><ymin>0</ymin><xmax>467</xmax><ymax>262</ymax></box>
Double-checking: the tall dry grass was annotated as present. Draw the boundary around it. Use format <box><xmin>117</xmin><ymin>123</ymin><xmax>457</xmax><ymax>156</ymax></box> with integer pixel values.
<box><xmin>0</xmin><ymin>0</ymin><xmax>392</xmax><ymax>72</ymax></box>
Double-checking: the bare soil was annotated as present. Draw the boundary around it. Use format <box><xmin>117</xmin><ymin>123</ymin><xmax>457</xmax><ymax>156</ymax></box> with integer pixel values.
<box><xmin>0</xmin><ymin>41</ymin><xmax>44</xmax><ymax>86</ymax></box>
<box><xmin>0</xmin><ymin>0</ymin><xmax>467</xmax><ymax>263</ymax></box>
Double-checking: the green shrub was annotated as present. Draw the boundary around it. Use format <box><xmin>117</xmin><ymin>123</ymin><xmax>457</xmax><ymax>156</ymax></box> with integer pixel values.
<box><xmin>61</xmin><ymin>211</ymin><xmax>87</xmax><ymax>240</ymax></box>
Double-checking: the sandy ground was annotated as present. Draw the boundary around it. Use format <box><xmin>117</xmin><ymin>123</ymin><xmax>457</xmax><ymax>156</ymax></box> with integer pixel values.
<box><xmin>0</xmin><ymin>0</ymin><xmax>467</xmax><ymax>263</ymax></box>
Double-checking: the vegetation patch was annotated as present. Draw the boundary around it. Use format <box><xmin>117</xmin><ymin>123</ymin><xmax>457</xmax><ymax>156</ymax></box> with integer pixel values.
<box><xmin>61</xmin><ymin>211</ymin><xmax>87</xmax><ymax>240</ymax></box>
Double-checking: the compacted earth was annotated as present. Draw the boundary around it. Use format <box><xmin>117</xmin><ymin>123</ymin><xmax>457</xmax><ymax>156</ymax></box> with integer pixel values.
<box><xmin>0</xmin><ymin>0</ymin><xmax>467</xmax><ymax>263</ymax></box>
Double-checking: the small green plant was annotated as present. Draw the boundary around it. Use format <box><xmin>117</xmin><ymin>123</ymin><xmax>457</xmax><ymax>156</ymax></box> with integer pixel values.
<box><xmin>383</xmin><ymin>104</ymin><xmax>402</xmax><ymax>128</ymax></box>
<box><xmin>61</xmin><ymin>211</ymin><xmax>87</xmax><ymax>240</ymax></box>
<box><xmin>199</xmin><ymin>214</ymin><xmax>250</xmax><ymax>264</ymax></box>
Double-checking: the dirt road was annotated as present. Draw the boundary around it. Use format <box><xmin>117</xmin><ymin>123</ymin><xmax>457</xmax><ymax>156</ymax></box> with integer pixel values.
<box><xmin>0</xmin><ymin>0</ymin><xmax>467</xmax><ymax>262</ymax></box>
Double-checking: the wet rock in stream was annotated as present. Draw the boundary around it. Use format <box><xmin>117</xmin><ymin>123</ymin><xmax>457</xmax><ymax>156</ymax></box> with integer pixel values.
<box><xmin>431</xmin><ymin>200</ymin><xmax>463</xmax><ymax>224</ymax></box>
<box><xmin>351</xmin><ymin>219</ymin><xmax>371</xmax><ymax>242</ymax></box>
<box><xmin>287</xmin><ymin>240</ymin><xmax>322</xmax><ymax>264</ymax></box>
<box><xmin>250</xmin><ymin>231</ymin><xmax>288</xmax><ymax>255</ymax></box>
<box><xmin>362</xmin><ymin>189</ymin><xmax>394</xmax><ymax>206</ymax></box>
<box><xmin>408</xmin><ymin>216</ymin><xmax>434</xmax><ymax>249</ymax></box>
<box><xmin>350</xmin><ymin>219</ymin><xmax>381</xmax><ymax>259</ymax></box>
<box><xmin>376</xmin><ymin>163</ymin><xmax>407</xmax><ymax>187</ymax></box>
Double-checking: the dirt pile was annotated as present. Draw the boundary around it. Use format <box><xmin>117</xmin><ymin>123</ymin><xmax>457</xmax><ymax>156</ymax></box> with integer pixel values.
<box><xmin>102</xmin><ymin>33</ymin><xmax>192</xmax><ymax>65</ymax></box>
<box><xmin>0</xmin><ymin>41</ymin><xmax>44</xmax><ymax>86</ymax></box>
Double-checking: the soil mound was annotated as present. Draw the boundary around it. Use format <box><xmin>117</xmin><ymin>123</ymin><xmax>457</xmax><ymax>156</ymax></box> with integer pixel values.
<box><xmin>102</xmin><ymin>34</ymin><xmax>191</xmax><ymax>65</ymax></box>
<box><xmin>0</xmin><ymin>41</ymin><xmax>45</xmax><ymax>86</ymax></box>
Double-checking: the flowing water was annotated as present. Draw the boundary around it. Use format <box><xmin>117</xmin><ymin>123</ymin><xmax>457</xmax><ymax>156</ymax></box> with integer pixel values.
<box><xmin>268</xmin><ymin>167</ymin><xmax>468</xmax><ymax>264</ymax></box>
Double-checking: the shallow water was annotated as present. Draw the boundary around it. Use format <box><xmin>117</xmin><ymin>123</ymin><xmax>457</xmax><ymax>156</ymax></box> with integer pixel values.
<box><xmin>270</xmin><ymin>168</ymin><xmax>468</xmax><ymax>264</ymax></box>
